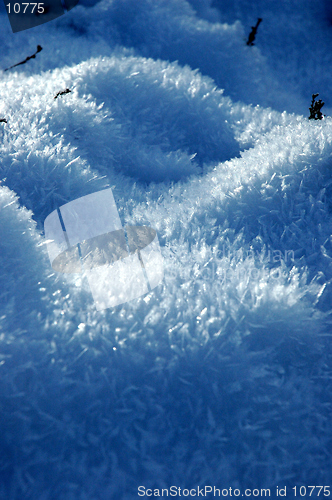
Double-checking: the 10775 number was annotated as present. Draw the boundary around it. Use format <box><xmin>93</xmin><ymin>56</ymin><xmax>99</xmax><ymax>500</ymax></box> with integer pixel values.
<box><xmin>6</xmin><ymin>3</ymin><xmax>45</xmax><ymax>14</ymax></box>
<box><xmin>293</xmin><ymin>486</ymin><xmax>330</xmax><ymax>496</ymax></box>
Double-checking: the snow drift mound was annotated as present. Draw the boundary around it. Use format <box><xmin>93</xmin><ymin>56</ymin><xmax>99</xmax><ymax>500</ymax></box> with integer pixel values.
<box><xmin>0</xmin><ymin>0</ymin><xmax>331</xmax><ymax>498</ymax></box>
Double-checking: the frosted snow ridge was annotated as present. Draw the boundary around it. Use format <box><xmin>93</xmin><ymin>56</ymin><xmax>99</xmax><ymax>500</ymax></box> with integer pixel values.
<box><xmin>0</xmin><ymin>0</ymin><xmax>331</xmax><ymax>498</ymax></box>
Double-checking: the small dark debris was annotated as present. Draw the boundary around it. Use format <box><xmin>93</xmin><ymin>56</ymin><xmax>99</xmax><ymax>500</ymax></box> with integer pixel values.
<box><xmin>54</xmin><ymin>88</ymin><xmax>72</xmax><ymax>99</ymax></box>
<box><xmin>0</xmin><ymin>118</ymin><xmax>7</xmax><ymax>123</ymax></box>
<box><xmin>309</xmin><ymin>93</ymin><xmax>325</xmax><ymax>120</ymax></box>
<box><xmin>247</xmin><ymin>18</ymin><xmax>262</xmax><ymax>46</ymax></box>
<box><xmin>4</xmin><ymin>45</ymin><xmax>42</xmax><ymax>72</ymax></box>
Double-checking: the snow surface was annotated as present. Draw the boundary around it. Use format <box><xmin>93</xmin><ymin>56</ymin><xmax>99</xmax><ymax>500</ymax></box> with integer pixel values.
<box><xmin>0</xmin><ymin>0</ymin><xmax>332</xmax><ymax>498</ymax></box>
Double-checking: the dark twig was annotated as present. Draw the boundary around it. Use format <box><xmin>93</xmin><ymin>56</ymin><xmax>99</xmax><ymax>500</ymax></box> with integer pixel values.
<box><xmin>247</xmin><ymin>18</ymin><xmax>262</xmax><ymax>46</ymax></box>
<box><xmin>4</xmin><ymin>45</ymin><xmax>43</xmax><ymax>72</ymax></box>
<box><xmin>54</xmin><ymin>88</ymin><xmax>72</xmax><ymax>99</ymax></box>
<box><xmin>309</xmin><ymin>93</ymin><xmax>325</xmax><ymax>120</ymax></box>
<box><xmin>0</xmin><ymin>118</ymin><xmax>7</xmax><ymax>123</ymax></box>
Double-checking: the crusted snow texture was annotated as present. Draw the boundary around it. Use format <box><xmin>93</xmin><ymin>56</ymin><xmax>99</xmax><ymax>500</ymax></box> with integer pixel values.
<box><xmin>0</xmin><ymin>0</ymin><xmax>332</xmax><ymax>498</ymax></box>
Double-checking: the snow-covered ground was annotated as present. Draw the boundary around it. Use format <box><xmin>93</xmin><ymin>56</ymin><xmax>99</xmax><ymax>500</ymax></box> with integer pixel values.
<box><xmin>0</xmin><ymin>0</ymin><xmax>331</xmax><ymax>498</ymax></box>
